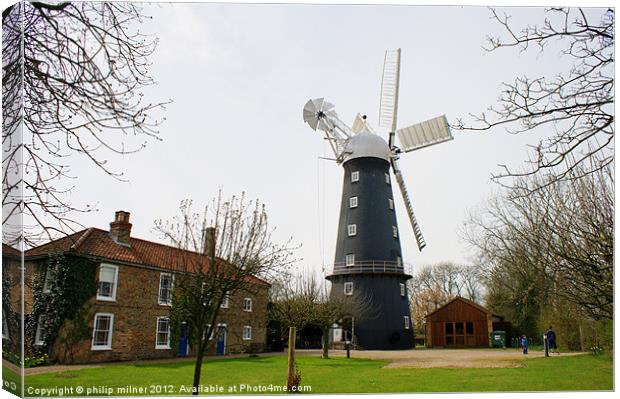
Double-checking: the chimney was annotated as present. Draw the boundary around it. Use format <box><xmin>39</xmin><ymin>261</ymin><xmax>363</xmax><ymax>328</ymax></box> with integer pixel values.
<box><xmin>202</xmin><ymin>227</ymin><xmax>216</xmax><ymax>259</ymax></box>
<box><xmin>110</xmin><ymin>211</ymin><xmax>132</xmax><ymax>245</ymax></box>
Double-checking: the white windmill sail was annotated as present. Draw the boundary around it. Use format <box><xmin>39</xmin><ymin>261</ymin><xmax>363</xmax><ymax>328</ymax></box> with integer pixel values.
<box><xmin>390</xmin><ymin>157</ymin><xmax>427</xmax><ymax>251</ymax></box>
<box><xmin>378</xmin><ymin>49</ymin><xmax>401</xmax><ymax>135</ymax></box>
<box><xmin>396</xmin><ymin>115</ymin><xmax>453</xmax><ymax>152</ymax></box>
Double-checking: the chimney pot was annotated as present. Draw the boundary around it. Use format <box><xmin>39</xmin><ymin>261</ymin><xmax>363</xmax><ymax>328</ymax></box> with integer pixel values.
<box><xmin>110</xmin><ymin>210</ymin><xmax>132</xmax><ymax>245</ymax></box>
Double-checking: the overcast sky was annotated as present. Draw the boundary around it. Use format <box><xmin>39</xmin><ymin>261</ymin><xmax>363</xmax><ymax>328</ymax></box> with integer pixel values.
<box><xmin>45</xmin><ymin>2</ymin><xmax>606</xmax><ymax>277</ymax></box>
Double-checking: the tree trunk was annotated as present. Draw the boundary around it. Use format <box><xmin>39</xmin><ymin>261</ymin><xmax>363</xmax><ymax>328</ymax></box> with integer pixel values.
<box><xmin>322</xmin><ymin>327</ymin><xmax>329</xmax><ymax>359</ymax></box>
<box><xmin>192</xmin><ymin>341</ymin><xmax>206</xmax><ymax>395</ymax></box>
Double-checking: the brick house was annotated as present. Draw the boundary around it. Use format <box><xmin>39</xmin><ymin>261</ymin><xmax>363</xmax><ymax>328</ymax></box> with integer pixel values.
<box><xmin>4</xmin><ymin>211</ymin><xmax>270</xmax><ymax>364</ymax></box>
<box><xmin>2</xmin><ymin>243</ymin><xmax>25</xmax><ymax>353</ymax></box>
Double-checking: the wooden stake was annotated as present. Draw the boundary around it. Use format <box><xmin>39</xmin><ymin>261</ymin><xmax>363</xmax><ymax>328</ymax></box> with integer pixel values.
<box><xmin>287</xmin><ymin>327</ymin><xmax>296</xmax><ymax>389</ymax></box>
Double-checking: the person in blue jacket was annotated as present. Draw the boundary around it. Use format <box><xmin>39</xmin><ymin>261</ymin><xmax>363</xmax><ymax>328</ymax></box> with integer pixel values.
<box><xmin>521</xmin><ymin>335</ymin><xmax>528</xmax><ymax>354</ymax></box>
<box><xmin>546</xmin><ymin>326</ymin><xmax>559</xmax><ymax>355</ymax></box>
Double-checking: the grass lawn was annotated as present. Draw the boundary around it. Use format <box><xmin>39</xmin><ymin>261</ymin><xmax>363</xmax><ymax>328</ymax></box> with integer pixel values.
<box><xmin>3</xmin><ymin>353</ymin><xmax>613</xmax><ymax>396</ymax></box>
<box><xmin>2</xmin><ymin>365</ymin><xmax>21</xmax><ymax>397</ymax></box>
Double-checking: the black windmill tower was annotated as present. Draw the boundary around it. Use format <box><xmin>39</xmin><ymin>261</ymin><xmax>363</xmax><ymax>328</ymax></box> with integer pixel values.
<box><xmin>302</xmin><ymin>49</ymin><xmax>454</xmax><ymax>349</ymax></box>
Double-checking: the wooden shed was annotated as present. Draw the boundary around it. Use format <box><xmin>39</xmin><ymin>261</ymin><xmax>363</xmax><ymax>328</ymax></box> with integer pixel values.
<box><xmin>424</xmin><ymin>297</ymin><xmax>493</xmax><ymax>348</ymax></box>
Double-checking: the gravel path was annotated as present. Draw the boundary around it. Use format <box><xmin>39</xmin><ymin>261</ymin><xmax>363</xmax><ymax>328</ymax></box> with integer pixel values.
<box><xmin>311</xmin><ymin>348</ymin><xmax>583</xmax><ymax>369</ymax></box>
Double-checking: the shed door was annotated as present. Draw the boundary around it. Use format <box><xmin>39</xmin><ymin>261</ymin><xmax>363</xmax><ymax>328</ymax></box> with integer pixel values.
<box><xmin>445</xmin><ymin>321</ymin><xmax>476</xmax><ymax>347</ymax></box>
<box><xmin>432</xmin><ymin>322</ymin><xmax>444</xmax><ymax>347</ymax></box>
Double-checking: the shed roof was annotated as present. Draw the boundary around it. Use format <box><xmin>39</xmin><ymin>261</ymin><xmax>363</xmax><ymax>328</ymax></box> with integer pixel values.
<box><xmin>424</xmin><ymin>296</ymin><xmax>492</xmax><ymax>319</ymax></box>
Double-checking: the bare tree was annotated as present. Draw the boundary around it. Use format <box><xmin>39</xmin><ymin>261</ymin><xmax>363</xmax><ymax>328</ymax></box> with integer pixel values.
<box><xmin>154</xmin><ymin>193</ymin><xmax>297</xmax><ymax>395</ymax></box>
<box><xmin>271</xmin><ymin>271</ymin><xmax>376</xmax><ymax>359</ymax></box>
<box><xmin>455</xmin><ymin>8</ymin><xmax>614</xmax><ymax>189</ymax></box>
<box><xmin>408</xmin><ymin>262</ymin><xmax>484</xmax><ymax>332</ymax></box>
<box><xmin>2</xmin><ymin>2</ymin><xmax>169</xmax><ymax>247</ymax></box>
<box><xmin>463</xmin><ymin>158</ymin><xmax>613</xmax><ymax>322</ymax></box>
<box><xmin>460</xmin><ymin>264</ymin><xmax>485</xmax><ymax>303</ymax></box>
<box><xmin>269</xmin><ymin>273</ymin><xmax>316</xmax><ymax>335</ymax></box>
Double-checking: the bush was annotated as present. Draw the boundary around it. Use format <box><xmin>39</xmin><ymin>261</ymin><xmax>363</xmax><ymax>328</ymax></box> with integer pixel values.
<box><xmin>2</xmin><ymin>350</ymin><xmax>49</xmax><ymax>368</ymax></box>
<box><xmin>590</xmin><ymin>345</ymin><xmax>604</xmax><ymax>356</ymax></box>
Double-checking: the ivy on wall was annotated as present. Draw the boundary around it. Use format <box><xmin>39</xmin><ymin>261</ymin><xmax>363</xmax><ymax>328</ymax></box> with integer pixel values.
<box><xmin>2</xmin><ymin>271</ymin><xmax>18</xmax><ymax>354</ymax></box>
<box><xmin>28</xmin><ymin>253</ymin><xmax>98</xmax><ymax>362</ymax></box>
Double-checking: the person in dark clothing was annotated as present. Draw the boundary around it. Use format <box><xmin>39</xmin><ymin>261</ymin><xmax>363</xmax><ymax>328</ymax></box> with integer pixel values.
<box><xmin>546</xmin><ymin>326</ymin><xmax>559</xmax><ymax>355</ymax></box>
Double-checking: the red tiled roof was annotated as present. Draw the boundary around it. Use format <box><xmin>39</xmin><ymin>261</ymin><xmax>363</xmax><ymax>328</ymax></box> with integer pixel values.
<box><xmin>24</xmin><ymin>228</ymin><xmax>270</xmax><ymax>287</ymax></box>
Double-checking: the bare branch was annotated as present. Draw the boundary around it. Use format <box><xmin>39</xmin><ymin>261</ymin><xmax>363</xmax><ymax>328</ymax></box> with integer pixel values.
<box><xmin>455</xmin><ymin>8</ymin><xmax>614</xmax><ymax>189</ymax></box>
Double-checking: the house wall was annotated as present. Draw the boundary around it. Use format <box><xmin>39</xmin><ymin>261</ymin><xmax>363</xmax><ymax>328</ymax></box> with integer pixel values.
<box><xmin>215</xmin><ymin>285</ymin><xmax>270</xmax><ymax>354</ymax></box>
<box><xmin>2</xmin><ymin>254</ymin><xmax>23</xmax><ymax>353</ymax></box>
<box><xmin>42</xmin><ymin>261</ymin><xmax>269</xmax><ymax>364</ymax></box>
<box><xmin>425</xmin><ymin>300</ymin><xmax>491</xmax><ymax>348</ymax></box>
<box><xmin>2</xmin><ymin>256</ymin><xmax>36</xmax><ymax>315</ymax></box>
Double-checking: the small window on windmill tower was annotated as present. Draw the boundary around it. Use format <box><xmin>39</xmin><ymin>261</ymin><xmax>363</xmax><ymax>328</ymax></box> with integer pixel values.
<box><xmin>351</xmin><ymin>171</ymin><xmax>359</xmax><ymax>182</ymax></box>
<box><xmin>345</xmin><ymin>254</ymin><xmax>355</xmax><ymax>266</ymax></box>
<box><xmin>385</xmin><ymin>173</ymin><xmax>390</xmax><ymax>184</ymax></box>
<box><xmin>392</xmin><ymin>226</ymin><xmax>398</xmax><ymax>238</ymax></box>
<box><xmin>349</xmin><ymin>196</ymin><xmax>358</xmax><ymax>208</ymax></box>
<box><xmin>404</xmin><ymin>316</ymin><xmax>410</xmax><ymax>329</ymax></box>
<box><xmin>344</xmin><ymin>282</ymin><xmax>353</xmax><ymax>296</ymax></box>
<box><xmin>399</xmin><ymin>283</ymin><xmax>406</xmax><ymax>297</ymax></box>
<box><xmin>388</xmin><ymin>198</ymin><xmax>394</xmax><ymax>210</ymax></box>
<box><xmin>348</xmin><ymin>224</ymin><xmax>357</xmax><ymax>236</ymax></box>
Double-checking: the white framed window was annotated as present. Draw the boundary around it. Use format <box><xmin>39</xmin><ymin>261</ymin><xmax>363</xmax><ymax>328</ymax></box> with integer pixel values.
<box><xmin>347</xmin><ymin>224</ymin><xmax>357</xmax><ymax>236</ymax></box>
<box><xmin>91</xmin><ymin>313</ymin><xmax>114</xmax><ymax>350</ymax></box>
<box><xmin>220</xmin><ymin>291</ymin><xmax>230</xmax><ymax>308</ymax></box>
<box><xmin>155</xmin><ymin>317</ymin><xmax>171</xmax><ymax>349</ymax></box>
<box><xmin>34</xmin><ymin>315</ymin><xmax>45</xmax><ymax>346</ymax></box>
<box><xmin>158</xmin><ymin>272</ymin><xmax>174</xmax><ymax>306</ymax></box>
<box><xmin>344</xmin><ymin>282</ymin><xmax>353</xmax><ymax>296</ymax></box>
<box><xmin>243</xmin><ymin>298</ymin><xmax>253</xmax><ymax>312</ymax></box>
<box><xmin>392</xmin><ymin>226</ymin><xmax>398</xmax><ymax>238</ymax></box>
<box><xmin>385</xmin><ymin>173</ymin><xmax>390</xmax><ymax>184</ymax></box>
<box><xmin>399</xmin><ymin>283</ymin><xmax>406</xmax><ymax>297</ymax></box>
<box><xmin>97</xmin><ymin>264</ymin><xmax>119</xmax><ymax>301</ymax></box>
<box><xmin>345</xmin><ymin>254</ymin><xmax>355</xmax><ymax>266</ymax></box>
<box><xmin>349</xmin><ymin>196</ymin><xmax>358</xmax><ymax>208</ymax></box>
<box><xmin>388</xmin><ymin>198</ymin><xmax>394</xmax><ymax>210</ymax></box>
<box><xmin>351</xmin><ymin>171</ymin><xmax>359</xmax><ymax>182</ymax></box>
<box><xmin>397</xmin><ymin>256</ymin><xmax>402</xmax><ymax>266</ymax></box>
<box><xmin>404</xmin><ymin>316</ymin><xmax>410</xmax><ymax>329</ymax></box>
<box><xmin>42</xmin><ymin>265</ymin><xmax>54</xmax><ymax>293</ymax></box>
<box><xmin>243</xmin><ymin>325</ymin><xmax>252</xmax><ymax>341</ymax></box>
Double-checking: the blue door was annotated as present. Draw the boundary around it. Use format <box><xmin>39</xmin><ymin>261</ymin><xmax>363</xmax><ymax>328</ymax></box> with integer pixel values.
<box><xmin>216</xmin><ymin>326</ymin><xmax>226</xmax><ymax>355</ymax></box>
<box><xmin>177</xmin><ymin>322</ymin><xmax>189</xmax><ymax>356</ymax></box>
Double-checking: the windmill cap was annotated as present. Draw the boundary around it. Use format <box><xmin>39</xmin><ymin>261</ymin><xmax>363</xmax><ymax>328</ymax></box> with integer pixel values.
<box><xmin>343</xmin><ymin>130</ymin><xmax>392</xmax><ymax>163</ymax></box>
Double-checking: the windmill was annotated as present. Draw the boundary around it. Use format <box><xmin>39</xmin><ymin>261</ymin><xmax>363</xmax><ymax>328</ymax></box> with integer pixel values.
<box><xmin>302</xmin><ymin>49</ymin><xmax>453</xmax><ymax>349</ymax></box>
